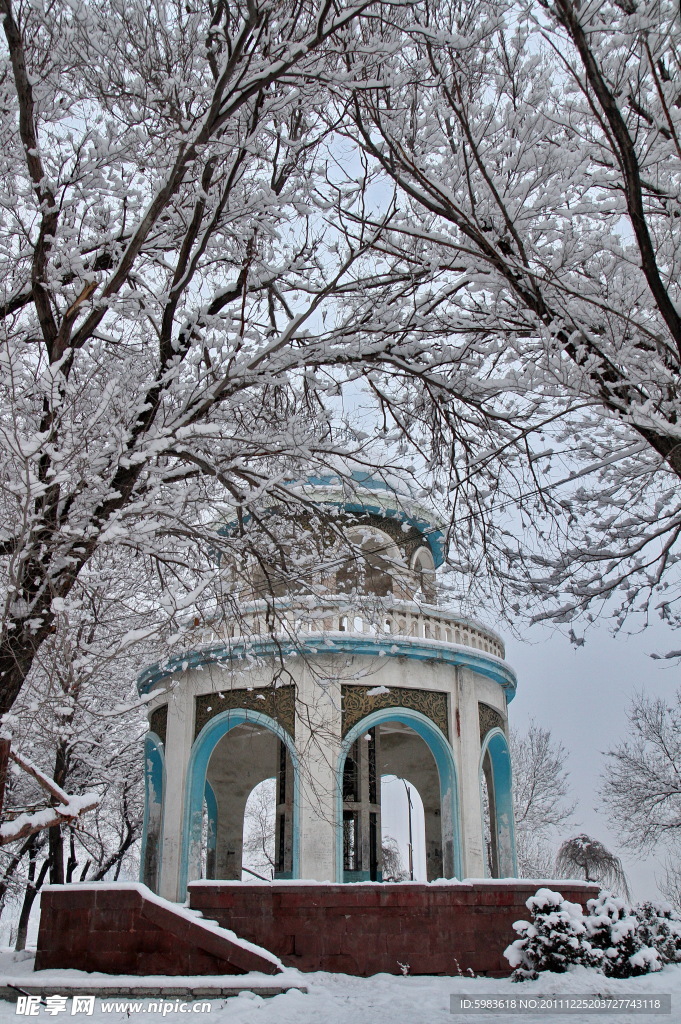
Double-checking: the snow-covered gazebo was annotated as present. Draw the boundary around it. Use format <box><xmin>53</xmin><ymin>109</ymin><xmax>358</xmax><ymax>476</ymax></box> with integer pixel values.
<box><xmin>138</xmin><ymin>474</ymin><xmax>517</xmax><ymax>901</ymax></box>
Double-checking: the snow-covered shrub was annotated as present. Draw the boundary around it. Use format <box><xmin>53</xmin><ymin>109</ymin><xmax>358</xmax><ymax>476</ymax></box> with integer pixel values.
<box><xmin>506</xmin><ymin>889</ymin><xmax>681</xmax><ymax>981</ymax></box>
<box><xmin>584</xmin><ymin>893</ymin><xmax>660</xmax><ymax>979</ymax></box>
<box><xmin>505</xmin><ymin>888</ymin><xmax>598</xmax><ymax>981</ymax></box>
<box><xmin>633</xmin><ymin>901</ymin><xmax>681</xmax><ymax>967</ymax></box>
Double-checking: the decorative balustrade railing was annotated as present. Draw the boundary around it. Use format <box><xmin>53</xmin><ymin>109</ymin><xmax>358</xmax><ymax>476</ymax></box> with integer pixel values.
<box><xmin>181</xmin><ymin>598</ymin><xmax>505</xmax><ymax>661</ymax></box>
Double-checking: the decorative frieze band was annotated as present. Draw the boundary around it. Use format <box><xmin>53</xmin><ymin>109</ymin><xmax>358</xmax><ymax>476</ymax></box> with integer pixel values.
<box><xmin>341</xmin><ymin>684</ymin><xmax>449</xmax><ymax>739</ymax></box>
<box><xmin>194</xmin><ymin>685</ymin><xmax>296</xmax><ymax>741</ymax></box>
<box><xmin>478</xmin><ymin>701</ymin><xmax>506</xmax><ymax>743</ymax></box>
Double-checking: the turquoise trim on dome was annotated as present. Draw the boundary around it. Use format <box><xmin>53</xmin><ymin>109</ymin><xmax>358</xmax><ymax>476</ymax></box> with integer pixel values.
<box><xmin>332</xmin><ymin>500</ymin><xmax>444</xmax><ymax>567</ymax></box>
<box><xmin>137</xmin><ymin>634</ymin><xmax>517</xmax><ymax>700</ymax></box>
<box><xmin>296</xmin><ymin>472</ymin><xmax>446</xmax><ymax>567</ymax></box>
<box><xmin>337</xmin><ymin>707</ymin><xmax>463</xmax><ymax>881</ymax></box>
<box><xmin>305</xmin><ymin>471</ymin><xmax>396</xmax><ymax>493</ymax></box>
<box><xmin>217</xmin><ymin>471</ymin><xmax>446</xmax><ymax>567</ymax></box>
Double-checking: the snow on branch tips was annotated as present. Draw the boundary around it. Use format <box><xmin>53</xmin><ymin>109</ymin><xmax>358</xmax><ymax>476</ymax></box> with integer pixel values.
<box><xmin>345</xmin><ymin>0</ymin><xmax>681</xmax><ymax>633</ymax></box>
<box><xmin>0</xmin><ymin>0</ymin><xmax>520</xmax><ymax>740</ymax></box>
<box><xmin>0</xmin><ymin>750</ymin><xmax>98</xmax><ymax>846</ymax></box>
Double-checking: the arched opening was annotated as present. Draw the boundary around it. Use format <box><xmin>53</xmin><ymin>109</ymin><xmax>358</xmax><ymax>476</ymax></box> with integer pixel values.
<box><xmin>380</xmin><ymin>775</ymin><xmax>427</xmax><ymax>881</ymax></box>
<box><xmin>204</xmin><ymin>724</ymin><xmax>293</xmax><ymax>880</ymax></box>
<box><xmin>335</xmin><ymin>527</ymin><xmax>405</xmax><ymax>597</ymax></box>
<box><xmin>411</xmin><ymin>546</ymin><xmax>436</xmax><ymax>603</ymax></box>
<box><xmin>337</xmin><ymin>709</ymin><xmax>461</xmax><ymax>882</ymax></box>
<box><xmin>480</xmin><ymin>751</ymin><xmax>498</xmax><ymax>877</ymax></box>
<box><xmin>479</xmin><ymin>728</ymin><xmax>517</xmax><ymax>878</ymax></box>
<box><xmin>242</xmin><ymin>777</ymin><xmax>276</xmax><ymax>880</ymax></box>
<box><xmin>182</xmin><ymin>710</ymin><xmax>298</xmax><ymax>891</ymax></box>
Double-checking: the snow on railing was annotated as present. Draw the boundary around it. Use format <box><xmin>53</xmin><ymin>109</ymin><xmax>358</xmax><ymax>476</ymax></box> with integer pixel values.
<box><xmin>181</xmin><ymin>597</ymin><xmax>505</xmax><ymax>660</ymax></box>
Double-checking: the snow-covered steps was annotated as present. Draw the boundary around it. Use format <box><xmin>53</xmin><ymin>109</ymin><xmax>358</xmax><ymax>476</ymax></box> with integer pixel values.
<box><xmin>36</xmin><ymin>883</ymin><xmax>283</xmax><ymax>977</ymax></box>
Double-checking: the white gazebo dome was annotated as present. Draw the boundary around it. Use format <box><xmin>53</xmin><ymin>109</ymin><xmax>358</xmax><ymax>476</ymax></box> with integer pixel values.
<box><xmin>139</xmin><ymin>475</ymin><xmax>517</xmax><ymax>899</ymax></box>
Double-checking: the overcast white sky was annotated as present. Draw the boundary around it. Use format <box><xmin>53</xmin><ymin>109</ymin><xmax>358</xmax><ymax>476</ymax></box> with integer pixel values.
<box><xmin>505</xmin><ymin>617</ymin><xmax>681</xmax><ymax>901</ymax></box>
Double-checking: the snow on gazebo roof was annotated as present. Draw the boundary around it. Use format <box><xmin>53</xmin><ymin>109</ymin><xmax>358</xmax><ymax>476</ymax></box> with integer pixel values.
<box><xmin>295</xmin><ymin>470</ymin><xmax>446</xmax><ymax>567</ymax></box>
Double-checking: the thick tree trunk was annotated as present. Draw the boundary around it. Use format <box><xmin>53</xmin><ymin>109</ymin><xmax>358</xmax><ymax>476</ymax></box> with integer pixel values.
<box><xmin>47</xmin><ymin>740</ymin><xmax>69</xmax><ymax>884</ymax></box>
<box><xmin>15</xmin><ymin>856</ymin><xmax>49</xmax><ymax>952</ymax></box>
<box><xmin>0</xmin><ymin>738</ymin><xmax>10</xmax><ymax>819</ymax></box>
<box><xmin>48</xmin><ymin>825</ymin><xmax>64</xmax><ymax>885</ymax></box>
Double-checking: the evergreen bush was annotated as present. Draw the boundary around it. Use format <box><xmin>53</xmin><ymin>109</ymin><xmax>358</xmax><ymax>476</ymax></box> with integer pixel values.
<box><xmin>506</xmin><ymin>888</ymin><xmax>681</xmax><ymax>981</ymax></box>
<box><xmin>584</xmin><ymin>893</ymin><xmax>658</xmax><ymax>979</ymax></box>
<box><xmin>505</xmin><ymin>888</ymin><xmax>598</xmax><ymax>981</ymax></box>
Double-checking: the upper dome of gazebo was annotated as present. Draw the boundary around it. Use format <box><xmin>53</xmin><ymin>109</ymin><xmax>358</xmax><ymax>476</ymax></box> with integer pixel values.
<box><xmin>293</xmin><ymin>471</ymin><xmax>446</xmax><ymax>569</ymax></box>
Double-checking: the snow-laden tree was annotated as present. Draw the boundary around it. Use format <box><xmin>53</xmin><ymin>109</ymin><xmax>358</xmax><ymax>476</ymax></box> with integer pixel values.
<box><xmin>0</xmin><ymin>556</ymin><xmax>151</xmax><ymax>937</ymax></box>
<box><xmin>507</xmin><ymin>888</ymin><xmax>681</xmax><ymax>981</ymax></box>
<box><xmin>507</xmin><ymin>887</ymin><xmax>681</xmax><ymax>981</ymax></box>
<box><xmin>601</xmin><ymin>689</ymin><xmax>681</xmax><ymax>861</ymax></box>
<box><xmin>0</xmin><ymin>0</ymin><xmax>520</xmax><ymax>813</ymax></box>
<box><xmin>506</xmin><ymin>887</ymin><xmax>597</xmax><ymax>980</ymax></box>
<box><xmin>344</xmin><ymin>0</ymin><xmax>681</xmax><ymax>631</ymax></box>
<box><xmin>511</xmin><ymin>722</ymin><xmax>575</xmax><ymax>878</ymax></box>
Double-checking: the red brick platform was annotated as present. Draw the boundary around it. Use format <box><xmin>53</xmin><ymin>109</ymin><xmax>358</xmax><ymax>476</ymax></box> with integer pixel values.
<box><xmin>36</xmin><ymin>880</ymin><xmax>599</xmax><ymax>978</ymax></box>
<box><xmin>189</xmin><ymin>880</ymin><xmax>600</xmax><ymax>976</ymax></box>
<box><xmin>35</xmin><ymin>883</ymin><xmax>281</xmax><ymax>976</ymax></box>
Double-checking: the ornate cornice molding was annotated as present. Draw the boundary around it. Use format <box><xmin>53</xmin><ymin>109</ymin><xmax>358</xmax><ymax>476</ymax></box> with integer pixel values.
<box><xmin>138</xmin><ymin>635</ymin><xmax>517</xmax><ymax>701</ymax></box>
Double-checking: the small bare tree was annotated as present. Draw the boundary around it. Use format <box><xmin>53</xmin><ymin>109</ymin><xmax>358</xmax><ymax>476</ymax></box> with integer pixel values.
<box><xmin>556</xmin><ymin>835</ymin><xmax>629</xmax><ymax>898</ymax></box>
<box><xmin>601</xmin><ymin>690</ymin><xmax>681</xmax><ymax>852</ymax></box>
<box><xmin>242</xmin><ymin>779</ymin><xmax>276</xmax><ymax>878</ymax></box>
<box><xmin>601</xmin><ymin>688</ymin><xmax>681</xmax><ymax>907</ymax></box>
<box><xmin>511</xmin><ymin>722</ymin><xmax>575</xmax><ymax>879</ymax></box>
<box><xmin>658</xmin><ymin>855</ymin><xmax>681</xmax><ymax>912</ymax></box>
<box><xmin>381</xmin><ymin>835</ymin><xmax>406</xmax><ymax>882</ymax></box>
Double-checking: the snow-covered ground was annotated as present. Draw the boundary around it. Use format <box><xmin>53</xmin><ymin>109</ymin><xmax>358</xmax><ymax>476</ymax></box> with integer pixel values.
<box><xmin>0</xmin><ymin>952</ymin><xmax>680</xmax><ymax>1023</ymax></box>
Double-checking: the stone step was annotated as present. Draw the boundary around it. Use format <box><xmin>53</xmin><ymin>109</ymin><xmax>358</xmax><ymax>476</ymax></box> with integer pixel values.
<box><xmin>0</xmin><ymin>978</ymin><xmax>306</xmax><ymax>1001</ymax></box>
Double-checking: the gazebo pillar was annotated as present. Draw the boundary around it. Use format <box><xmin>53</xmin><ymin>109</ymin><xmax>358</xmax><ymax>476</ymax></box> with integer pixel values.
<box><xmin>158</xmin><ymin>688</ymin><xmax>193</xmax><ymax>901</ymax></box>
<box><xmin>295</xmin><ymin>665</ymin><xmax>340</xmax><ymax>881</ymax></box>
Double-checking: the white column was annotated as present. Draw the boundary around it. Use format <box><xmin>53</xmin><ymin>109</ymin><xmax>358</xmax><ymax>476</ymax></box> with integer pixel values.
<box><xmin>457</xmin><ymin>667</ymin><xmax>486</xmax><ymax>878</ymax></box>
<box><xmin>158</xmin><ymin>680</ymin><xmax>194</xmax><ymax>901</ymax></box>
<box><xmin>294</xmin><ymin>663</ymin><xmax>341</xmax><ymax>881</ymax></box>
